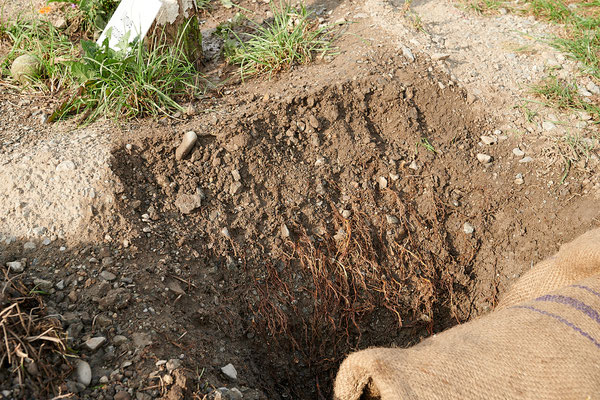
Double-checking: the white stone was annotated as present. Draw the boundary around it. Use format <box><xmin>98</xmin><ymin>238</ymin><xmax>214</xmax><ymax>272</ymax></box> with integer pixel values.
<box><xmin>85</xmin><ymin>337</ymin><xmax>106</xmax><ymax>351</ymax></box>
<box><xmin>75</xmin><ymin>360</ymin><xmax>92</xmax><ymax>386</ymax></box>
<box><xmin>512</xmin><ymin>148</ymin><xmax>525</xmax><ymax>157</ymax></box>
<box><xmin>476</xmin><ymin>153</ymin><xmax>492</xmax><ymax>164</ymax></box>
<box><xmin>463</xmin><ymin>222</ymin><xmax>474</xmax><ymax>234</ymax></box>
<box><xmin>6</xmin><ymin>261</ymin><xmax>24</xmax><ymax>273</ymax></box>
<box><xmin>480</xmin><ymin>135</ymin><xmax>497</xmax><ymax>145</ymax></box>
<box><xmin>221</xmin><ymin>363</ymin><xmax>237</xmax><ymax>380</ymax></box>
<box><xmin>175</xmin><ymin>131</ymin><xmax>198</xmax><ymax>160</ymax></box>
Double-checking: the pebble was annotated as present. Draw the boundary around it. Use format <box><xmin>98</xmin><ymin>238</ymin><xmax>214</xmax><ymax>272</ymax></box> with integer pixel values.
<box><xmin>56</xmin><ymin>160</ymin><xmax>76</xmax><ymax>172</ymax></box>
<box><xmin>33</xmin><ymin>278</ymin><xmax>53</xmax><ymax>291</ymax></box>
<box><xmin>221</xmin><ymin>363</ymin><xmax>238</xmax><ymax>380</ymax></box>
<box><xmin>99</xmin><ymin>376</ymin><xmax>109</xmax><ymax>384</ymax></box>
<box><xmin>75</xmin><ymin>360</ymin><xmax>92</xmax><ymax>386</ymax></box>
<box><xmin>229</xmin><ymin>181</ymin><xmax>242</xmax><ymax>195</ymax></box>
<box><xmin>231</xmin><ymin>169</ymin><xmax>241</xmax><ymax>181</ymax></box>
<box><xmin>6</xmin><ymin>261</ymin><xmax>24</xmax><ymax>273</ymax></box>
<box><xmin>341</xmin><ymin>209</ymin><xmax>352</xmax><ymax>218</ymax></box>
<box><xmin>100</xmin><ymin>271</ymin><xmax>117</xmax><ymax>281</ymax></box>
<box><xmin>56</xmin><ymin>280</ymin><xmax>65</xmax><ymax>290</ymax></box>
<box><xmin>386</xmin><ymin>215</ymin><xmax>399</xmax><ymax>224</ymax></box>
<box><xmin>402</xmin><ymin>46</ymin><xmax>415</xmax><ymax>62</ymax></box>
<box><xmin>378</xmin><ymin>176</ymin><xmax>388</xmax><ymax>189</ymax></box>
<box><xmin>166</xmin><ymin>359</ymin><xmax>182</xmax><ymax>372</ymax></box>
<box><xmin>542</xmin><ymin>121</ymin><xmax>556</xmax><ymax>131</ymax></box>
<box><xmin>463</xmin><ymin>222</ymin><xmax>475</xmax><ymax>234</ymax></box>
<box><xmin>431</xmin><ymin>53</ymin><xmax>450</xmax><ymax>61</ymax></box>
<box><xmin>512</xmin><ymin>148</ymin><xmax>525</xmax><ymax>157</ymax></box>
<box><xmin>112</xmin><ymin>335</ymin><xmax>128</xmax><ymax>346</ymax></box>
<box><xmin>408</xmin><ymin>160</ymin><xmax>419</xmax><ymax>170</ymax></box>
<box><xmin>221</xmin><ymin>227</ymin><xmax>231</xmax><ymax>239</ymax></box>
<box><xmin>85</xmin><ymin>337</ymin><xmax>106</xmax><ymax>351</ymax></box>
<box><xmin>586</xmin><ymin>81</ymin><xmax>600</xmax><ymax>95</ymax></box>
<box><xmin>389</xmin><ymin>173</ymin><xmax>399</xmax><ymax>181</ymax></box>
<box><xmin>519</xmin><ymin>156</ymin><xmax>533</xmax><ymax>163</ymax></box>
<box><xmin>175</xmin><ymin>131</ymin><xmax>198</xmax><ymax>160</ymax></box>
<box><xmin>480</xmin><ymin>135</ymin><xmax>497</xmax><ymax>145</ymax></box>
<box><xmin>514</xmin><ymin>173</ymin><xmax>524</xmax><ymax>185</ymax></box>
<box><xmin>476</xmin><ymin>153</ymin><xmax>492</xmax><ymax>164</ymax></box>
<box><xmin>174</xmin><ymin>191</ymin><xmax>203</xmax><ymax>214</ymax></box>
<box><xmin>23</xmin><ymin>241</ymin><xmax>36</xmax><ymax>251</ymax></box>
<box><xmin>229</xmin><ymin>388</ymin><xmax>243</xmax><ymax>400</ymax></box>
<box><xmin>114</xmin><ymin>392</ymin><xmax>131</xmax><ymax>400</ymax></box>
<box><xmin>280</xmin><ymin>224</ymin><xmax>290</xmax><ymax>238</ymax></box>
<box><xmin>132</xmin><ymin>332</ymin><xmax>152</xmax><ymax>348</ymax></box>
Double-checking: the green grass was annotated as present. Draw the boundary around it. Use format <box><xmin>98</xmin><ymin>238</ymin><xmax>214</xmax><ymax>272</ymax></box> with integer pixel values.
<box><xmin>531</xmin><ymin>75</ymin><xmax>600</xmax><ymax>117</ymax></box>
<box><xmin>0</xmin><ymin>16</ymin><xmax>76</xmax><ymax>92</ymax></box>
<box><xmin>222</xmin><ymin>1</ymin><xmax>337</xmax><ymax>78</ymax></box>
<box><xmin>53</xmin><ymin>22</ymin><xmax>206</xmax><ymax>122</ymax></box>
<box><xmin>464</xmin><ymin>0</ymin><xmax>505</xmax><ymax>14</ymax></box>
<box><xmin>49</xmin><ymin>0</ymin><xmax>120</xmax><ymax>34</ymax></box>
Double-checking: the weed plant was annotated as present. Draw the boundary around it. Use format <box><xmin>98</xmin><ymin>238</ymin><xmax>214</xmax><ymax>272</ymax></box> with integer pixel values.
<box><xmin>49</xmin><ymin>0</ymin><xmax>119</xmax><ymax>34</ymax></box>
<box><xmin>55</xmin><ymin>24</ymin><xmax>205</xmax><ymax>122</ymax></box>
<box><xmin>222</xmin><ymin>1</ymin><xmax>336</xmax><ymax>78</ymax></box>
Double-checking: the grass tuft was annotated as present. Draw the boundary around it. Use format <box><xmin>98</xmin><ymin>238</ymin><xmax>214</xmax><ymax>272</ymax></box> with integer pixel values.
<box><xmin>53</xmin><ymin>23</ymin><xmax>206</xmax><ymax>123</ymax></box>
<box><xmin>222</xmin><ymin>1</ymin><xmax>337</xmax><ymax>78</ymax></box>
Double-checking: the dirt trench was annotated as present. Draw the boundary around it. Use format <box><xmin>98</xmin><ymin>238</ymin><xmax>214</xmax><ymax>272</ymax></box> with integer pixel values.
<box><xmin>103</xmin><ymin>56</ymin><xmax>578</xmax><ymax>399</ymax></box>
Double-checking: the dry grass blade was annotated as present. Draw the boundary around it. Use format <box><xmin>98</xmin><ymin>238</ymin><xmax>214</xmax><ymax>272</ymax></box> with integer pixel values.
<box><xmin>0</xmin><ymin>268</ymin><xmax>72</xmax><ymax>398</ymax></box>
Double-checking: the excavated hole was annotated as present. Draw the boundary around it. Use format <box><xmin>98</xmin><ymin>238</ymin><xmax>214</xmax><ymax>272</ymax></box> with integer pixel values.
<box><xmin>110</xmin><ymin>67</ymin><xmax>494</xmax><ymax>399</ymax></box>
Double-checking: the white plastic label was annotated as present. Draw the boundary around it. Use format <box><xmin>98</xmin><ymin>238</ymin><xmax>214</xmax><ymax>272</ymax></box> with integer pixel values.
<box><xmin>97</xmin><ymin>0</ymin><xmax>163</xmax><ymax>50</ymax></box>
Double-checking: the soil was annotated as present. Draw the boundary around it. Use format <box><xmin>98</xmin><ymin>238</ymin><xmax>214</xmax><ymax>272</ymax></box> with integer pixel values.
<box><xmin>1</xmin><ymin>0</ymin><xmax>600</xmax><ymax>400</ymax></box>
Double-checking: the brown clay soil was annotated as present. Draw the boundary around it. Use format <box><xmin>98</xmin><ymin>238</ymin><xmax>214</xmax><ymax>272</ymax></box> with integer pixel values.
<box><xmin>1</xmin><ymin>1</ymin><xmax>600</xmax><ymax>399</ymax></box>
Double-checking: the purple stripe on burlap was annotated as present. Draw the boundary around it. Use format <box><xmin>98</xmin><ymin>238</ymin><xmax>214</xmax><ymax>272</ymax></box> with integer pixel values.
<box><xmin>571</xmin><ymin>284</ymin><xmax>600</xmax><ymax>299</ymax></box>
<box><xmin>535</xmin><ymin>294</ymin><xmax>600</xmax><ymax>324</ymax></box>
<box><xmin>512</xmin><ymin>305</ymin><xmax>600</xmax><ymax>349</ymax></box>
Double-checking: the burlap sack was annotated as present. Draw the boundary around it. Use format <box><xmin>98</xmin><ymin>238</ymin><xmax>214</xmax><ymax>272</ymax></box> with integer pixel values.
<box><xmin>334</xmin><ymin>228</ymin><xmax>600</xmax><ymax>400</ymax></box>
<box><xmin>497</xmin><ymin>228</ymin><xmax>600</xmax><ymax>309</ymax></box>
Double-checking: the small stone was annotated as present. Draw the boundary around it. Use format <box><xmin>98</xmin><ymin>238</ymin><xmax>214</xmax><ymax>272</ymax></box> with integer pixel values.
<box><xmin>68</xmin><ymin>291</ymin><xmax>78</xmax><ymax>302</ymax></box>
<box><xmin>512</xmin><ymin>148</ymin><xmax>525</xmax><ymax>157</ymax></box>
<box><xmin>112</xmin><ymin>335</ymin><xmax>128</xmax><ymax>345</ymax></box>
<box><xmin>431</xmin><ymin>53</ymin><xmax>450</xmax><ymax>61</ymax></box>
<box><xmin>221</xmin><ymin>363</ymin><xmax>238</xmax><ymax>380</ymax></box>
<box><xmin>308</xmin><ymin>115</ymin><xmax>320</xmax><ymax>129</ymax></box>
<box><xmin>229</xmin><ymin>388</ymin><xmax>243</xmax><ymax>400</ymax></box>
<box><xmin>56</xmin><ymin>280</ymin><xmax>65</xmax><ymax>290</ymax></box>
<box><xmin>586</xmin><ymin>81</ymin><xmax>600</xmax><ymax>95</ymax></box>
<box><xmin>514</xmin><ymin>174</ymin><xmax>524</xmax><ymax>185</ymax></box>
<box><xmin>99</xmin><ymin>376</ymin><xmax>109</xmax><ymax>384</ymax></box>
<box><xmin>408</xmin><ymin>160</ymin><xmax>418</xmax><ymax>170</ymax></box>
<box><xmin>114</xmin><ymin>391</ymin><xmax>131</xmax><ymax>400</ymax></box>
<box><xmin>33</xmin><ymin>278</ymin><xmax>53</xmax><ymax>291</ymax></box>
<box><xmin>386</xmin><ymin>215</ymin><xmax>399</xmax><ymax>224</ymax></box>
<box><xmin>125</xmin><ymin>143</ymin><xmax>133</xmax><ymax>151</ymax></box>
<box><xmin>132</xmin><ymin>332</ymin><xmax>152</xmax><ymax>348</ymax></box>
<box><xmin>6</xmin><ymin>261</ymin><xmax>24</xmax><ymax>273</ymax></box>
<box><xmin>221</xmin><ymin>227</ymin><xmax>231</xmax><ymax>239</ymax></box>
<box><xmin>519</xmin><ymin>156</ymin><xmax>534</xmax><ymax>163</ymax></box>
<box><xmin>463</xmin><ymin>222</ymin><xmax>474</xmax><ymax>235</ymax></box>
<box><xmin>378</xmin><ymin>176</ymin><xmax>388</xmax><ymax>190</ymax></box>
<box><xmin>341</xmin><ymin>210</ymin><xmax>352</xmax><ymax>219</ymax></box>
<box><xmin>174</xmin><ymin>192</ymin><xmax>203</xmax><ymax>214</ymax></box>
<box><xmin>480</xmin><ymin>135</ymin><xmax>497</xmax><ymax>145</ymax></box>
<box><xmin>156</xmin><ymin>360</ymin><xmax>168</xmax><ymax>367</ymax></box>
<box><xmin>100</xmin><ymin>271</ymin><xmax>116</xmax><ymax>281</ymax></box>
<box><xmin>476</xmin><ymin>153</ymin><xmax>492</xmax><ymax>164</ymax></box>
<box><xmin>280</xmin><ymin>224</ymin><xmax>290</xmax><ymax>238</ymax></box>
<box><xmin>333</xmin><ymin>229</ymin><xmax>346</xmax><ymax>241</ymax></box>
<box><xmin>542</xmin><ymin>121</ymin><xmax>556</xmax><ymax>131</ymax></box>
<box><xmin>389</xmin><ymin>173</ymin><xmax>399</xmax><ymax>181</ymax></box>
<box><xmin>175</xmin><ymin>131</ymin><xmax>198</xmax><ymax>160</ymax></box>
<box><xmin>42</xmin><ymin>238</ymin><xmax>51</xmax><ymax>246</ymax></box>
<box><xmin>401</xmin><ymin>46</ymin><xmax>415</xmax><ymax>62</ymax></box>
<box><xmin>11</xmin><ymin>54</ymin><xmax>42</xmax><ymax>84</ymax></box>
<box><xmin>23</xmin><ymin>241</ymin><xmax>36</xmax><ymax>251</ymax></box>
<box><xmin>229</xmin><ymin>181</ymin><xmax>242</xmax><ymax>195</ymax></box>
<box><xmin>166</xmin><ymin>359</ymin><xmax>182</xmax><ymax>372</ymax></box>
<box><xmin>85</xmin><ymin>336</ymin><xmax>106</xmax><ymax>351</ymax></box>
<box><xmin>75</xmin><ymin>360</ymin><xmax>92</xmax><ymax>386</ymax></box>
<box><xmin>231</xmin><ymin>169</ymin><xmax>241</xmax><ymax>181</ymax></box>
<box><xmin>102</xmin><ymin>257</ymin><xmax>114</xmax><ymax>266</ymax></box>
<box><xmin>163</xmin><ymin>374</ymin><xmax>174</xmax><ymax>385</ymax></box>
<box><xmin>56</xmin><ymin>160</ymin><xmax>76</xmax><ymax>172</ymax></box>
